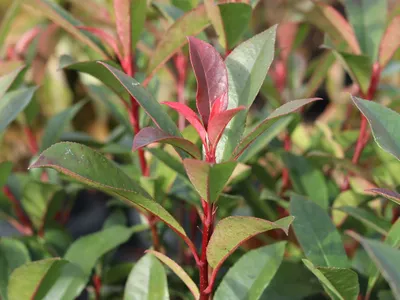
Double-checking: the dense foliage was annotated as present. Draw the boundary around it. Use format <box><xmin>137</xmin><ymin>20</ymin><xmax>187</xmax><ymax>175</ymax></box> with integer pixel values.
<box><xmin>0</xmin><ymin>0</ymin><xmax>399</xmax><ymax>299</ymax></box>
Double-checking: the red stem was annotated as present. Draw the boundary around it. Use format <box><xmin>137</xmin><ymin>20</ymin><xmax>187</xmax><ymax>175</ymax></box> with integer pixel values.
<box><xmin>3</xmin><ymin>186</ymin><xmax>32</xmax><ymax>233</ymax></box>
<box><xmin>92</xmin><ymin>274</ymin><xmax>101</xmax><ymax>300</ymax></box>
<box><xmin>342</xmin><ymin>63</ymin><xmax>381</xmax><ymax>191</ymax></box>
<box><xmin>24</xmin><ymin>126</ymin><xmax>38</xmax><ymax>155</ymax></box>
<box><xmin>199</xmin><ymin>200</ymin><xmax>213</xmax><ymax>300</ymax></box>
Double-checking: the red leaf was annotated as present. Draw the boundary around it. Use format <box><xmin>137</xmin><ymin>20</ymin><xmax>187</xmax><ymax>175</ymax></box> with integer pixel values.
<box><xmin>188</xmin><ymin>36</ymin><xmax>228</xmax><ymax>127</ymax></box>
<box><xmin>367</xmin><ymin>188</ymin><xmax>400</xmax><ymax>205</ymax></box>
<box><xmin>277</xmin><ymin>22</ymin><xmax>298</xmax><ymax>64</ymax></box>
<box><xmin>208</xmin><ymin>106</ymin><xmax>245</xmax><ymax>149</ymax></box>
<box><xmin>78</xmin><ymin>26</ymin><xmax>123</xmax><ymax>62</ymax></box>
<box><xmin>15</xmin><ymin>27</ymin><xmax>42</xmax><ymax>56</ymax></box>
<box><xmin>163</xmin><ymin>101</ymin><xmax>207</xmax><ymax>146</ymax></box>
<box><xmin>133</xmin><ymin>127</ymin><xmax>201</xmax><ymax>159</ymax></box>
<box><xmin>379</xmin><ymin>16</ymin><xmax>400</xmax><ymax>68</ymax></box>
<box><xmin>113</xmin><ymin>0</ymin><xmax>132</xmax><ymax>72</ymax></box>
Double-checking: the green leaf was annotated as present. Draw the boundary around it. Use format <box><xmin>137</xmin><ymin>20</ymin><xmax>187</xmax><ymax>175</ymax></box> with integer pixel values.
<box><xmin>335</xmin><ymin>206</ymin><xmax>391</xmax><ymax>235</ymax></box>
<box><xmin>0</xmin><ymin>239</ymin><xmax>31</xmax><ymax>300</ymax></box>
<box><xmin>8</xmin><ymin>258</ymin><xmax>67</xmax><ymax>300</ymax></box>
<box><xmin>0</xmin><ymin>0</ymin><xmax>23</xmax><ymax>52</ymax></box>
<box><xmin>368</xmin><ymin>188</ymin><xmax>400</xmax><ymax>206</ymax></box>
<box><xmin>332</xmin><ymin>191</ymin><xmax>366</xmax><ymax>225</ymax></box>
<box><xmin>207</xmin><ymin>216</ymin><xmax>293</xmax><ymax>268</ymax></box>
<box><xmin>100</xmin><ymin>63</ymin><xmax>181</xmax><ymax>138</ymax></box>
<box><xmin>147</xmin><ymin>4</ymin><xmax>209</xmax><ymax>77</ymax></box>
<box><xmin>352</xmin><ymin>97</ymin><xmax>400</xmax><ymax>161</ymax></box>
<box><xmin>333</xmin><ymin>51</ymin><xmax>372</xmax><ymax>94</ymax></box>
<box><xmin>204</xmin><ymin>0</ymin><xmax>226</xmax><ymax>49</ymax></box>
<box><xmin>131</xmin><ymin>0</ymin><xmax>147</xmax><ymax>51</ymax></box>
<box><xmin>183</xmin><ymin>159</ymin><xmax>237</xmax><ymax>203</ymax></box>
<box><xmin>367</xmin><ymin>220</ymin><xmax>400</xmax><ymax>296</ymax></box>
<box><xmin>348</xmin><ymin>231</ymin><xmax>400</xmax><ymax>299</ymax></box>
<box><xmin>124</xmin><ymin>253</ymin><xmax>169</xmax><ymax>300</ymax></box>
<box><xmin>65</xmin><ymin>225</ymin><xmax>146</xmax><ymax>275</ymax></box>
<box><xmin>0</xmin><ymin>161</ymin><xmax>13</xmax><ymax>188</ymax></box>
<box><xmin>0</xmin><ymin>66</ymin><xmax>24</xmax><ymax>100</ymax></box>
<box><xmin>219</xmin><ymin>3</ymin><xmax>252</xmax><ymax>50</ymax></box>
<box><xmin>21</xmin><ymin>181</ymin><xmax>62</xmax><ymax>230</ymax></box>
<box><xmin>29</xmin><ymin>142</ymin><xmax>189</xmax><ymax>243</ymax></box>
<box><xmin>344</xmin><ymin>0</ymin><xmax>387</xmax><ymax>60</ymax></box>
<box><xmin>61</xmin><ymin>58</ymin><xmax>129</xmax><ymax>101</ymax></box>
<box><xmin>282</xmin><ymin>153</ymin><xmax>329</xmax><ymax>209</ymax></box>
<box><xmin>0</xmin><ymin>87</ymin><xmax>36</xmax><ymax>133</ymax></box>
<box><xmin>217</xmin><ymin>26</ymin><xmax>277</xmax><ymax>162</ymax></box>
<box><xmin>303</xmin><ymin>259</ymin><xmax>359</xmax><ymax>300</ymax></box>
<box><xmin>238</xmin><ymin>116</ymin><xmax>292</xmax><ymax>163</ymax></box>
<box><xmin>214</xmin><ymin>242</ymin><xmax>286</xmax><ymax>300</ymax></box>
<box><xmin>231</xmin><ymin>98</ymin><xmax>320</xmax><ymax>160</ymax></box>
<box><xmin>290</xmin><ymin>195</ymin><xmax>349</xmax><ymax>268</ymax></box>
<box><xmin>147</xmin><ymin>250</ymin><xmax>199</xmax><ymax>300</ymax></box>
<box><xmin>27</xmin><ymin>0</ymin><xmax>108</xmax><ymax>58</ymax></box>
<box><xmin>41</xmin><ymin>101</ymin><xmax>85</xmax><ymax>151</ymax></box>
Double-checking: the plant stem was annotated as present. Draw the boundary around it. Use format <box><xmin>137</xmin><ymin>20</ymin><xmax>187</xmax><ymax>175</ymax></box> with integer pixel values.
<box><xmin>3</xmin><ymin>186</ymin><xmax>32</xmax><ymax>233</ymax></box>
<box><xmin>199</xmin><ymin>200</ymin><xmax>213</xmax><ymax>300</ymax></box>
<box><xmin>23</xmin><ymin>126</ymin><xmax>38</xmax><ymax>155</ymax></box>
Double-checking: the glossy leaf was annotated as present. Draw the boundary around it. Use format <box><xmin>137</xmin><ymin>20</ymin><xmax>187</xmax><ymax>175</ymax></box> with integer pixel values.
<box><xmin>368</xmin><ymin>188</ymin><xmax>400</xmax><ymax>205</ymax></box>
<box><xmin>290</xmin><ymin>195</ymin><xmax>349</xmax><ymax>268</ymax></box>
<box><xmin>100</xmin><ymin>63</ymin><xmax>181</xmax><ymax>137</ymax></box>
<box><xmin>147</xmin><ymin>250</ymin><xmax>199</xmax><ymax>299</ymax></box>
<box><xmin>147</xmin><ymin>5</ymin><xmax>209</xmax><ymax>77</ymax></box>
<box><xmin>188</xmin><ymin>36</ymin><xmax>228</xmax><ymax>127</ymax></box>
<box><xmin>348</xmin><ymin>231</ymin><xmax>400</xmax><ymax>299</ymax></box>
<box><xmin>124</xmin><ymin>253</ymin><xmax>169</xmax><ymax>300</ymax></box>
<box><xmin>41</xmin><ymin>101</ymin><xmax>85</xmax><ymax>151</ymax></box>
<box><xmin>61</xmin><ymin>59</ymin><xmax>129</xmax><ymax>101</ymax></box>
<box><xmin>0</xmin><ymin>87</ymin><xmax>37</xmax><ymax>133</ymax></box>
<box><xmin>0</xmin><ymin>66</ymin><xmax>24</xmax><ymax>100</ymax></box>
<box><xmin>219</xmin><ymin>3</ymin><xmax>252</xmax><ymax>50</ymax></box>
<box><xmin>29</xmin><ymin>143</ymin><xmax>190</xmax><ymax>243</ymax></box>
<box><xmin>163</xmin><ymin>101</ymin><xmax>207</xmax><ymax>145</ymax></box>
<box><xmin>217</xmin><ymin>26</ymin><xmax>277</xmax><ymax>161</ymax></box>
<box><xmin>183</xmin><ymin>159</ymin><xmax>237</xmax><ymax>202</ymax></box>
<box><xmin>208</xmin><ymin>106</ymin><xmax>245</xmax><ymax>148</ymax></box>
<box><xmin>207</xmin><ymin>216</ymin><xmax>293</xmax><ymax>268</ymax></box>
<box><xmin>232</xmin><ymin>98</ymin><xmax>320</xmax><ymax>160</ymax></box>
<box><xmin>344</xmin><ymin>0</ymin><xmax>387</xmax><ymax>59</ymax></box>
<box><xmin>27</xmin><ymin>0</ymin><xmax>108</xmax><ymax>58</ymax></box>
<box><xmin>214</xmin><ymin>242</ymin><xmax>286</xmax><ymax>300</ymax></box>
<box><xmin>367</xmin><ymin>220</ymin><xmax>400</xmax><ymax>295</ymax></box>
<box><xmin>333</xmin><ymin>51</ymin><xmax>372</xmax><ymax>94</ymax></box>
<box><xmin>379</xmin><ymin>16</ymin><xmax>400</xmax><ymax>68</ymax></box>
<box><xmin>336</xmin><ymin>206</ymin><xmax>391</xmax><ymax>235</ymax></box>
<box><xmin>133</xmin><ymin>127</ymin><xmax>201</xmax><ymax>159</ymax></box>
<box><xmin>8</xmin><ymin>258</ymin><xmax>67</xmax><ymax>300</ymax></box>
<box><xmin>303</xmin><ymin>259</ymin><xmax>359</xmax><ymax>300</ymax></box>
<box><xmin>352</xmin><ymin>96</ymin><xmax>400</xmax><ymax>160</ymax></box>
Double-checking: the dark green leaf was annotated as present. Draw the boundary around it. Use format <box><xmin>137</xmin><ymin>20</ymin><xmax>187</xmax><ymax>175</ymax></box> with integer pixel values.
<box><xmin>131</xmin><ymin>0</ymin><xmax>147</xmax><ymax>50</ymax></box>
<box><xmin>0</xmin><ymin>161</ymin><xmax>12</xmax><ymax>188</ymax></box>
<box><xmin>290</xmin><ymin>195</ymin><xmax>349</xmax><ymax>268</ymax></box>
<box><xmin>219</xmin><ymin>3</ymin><xmax>252</xmax><ymax>50</ymax></box>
